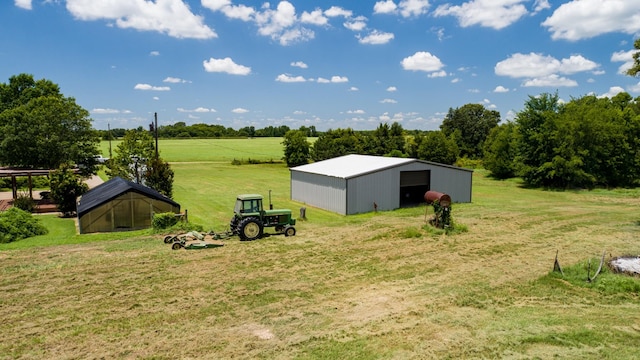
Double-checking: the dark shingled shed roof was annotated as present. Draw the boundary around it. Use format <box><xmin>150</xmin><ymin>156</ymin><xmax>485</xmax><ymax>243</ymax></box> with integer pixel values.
<box><xmin>77</xmin><ymin>177</ymin><xmax>179</xmax><ymax>217</ymax></box>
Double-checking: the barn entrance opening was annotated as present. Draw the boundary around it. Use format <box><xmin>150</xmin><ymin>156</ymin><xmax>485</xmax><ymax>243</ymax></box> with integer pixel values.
<box><xmin>399</xmin><ymin>170</ymin><xmax>430</xmax><ymax>208</ymax></box>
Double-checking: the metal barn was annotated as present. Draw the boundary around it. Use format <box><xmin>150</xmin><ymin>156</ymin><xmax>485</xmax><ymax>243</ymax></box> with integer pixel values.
<box><xmin>290</xmin><ymin>154</ymin><xmax>472</xmax><ymax>215</ymax></box>
<box><xmin>76</xmin><ymin>177</ymin><xmax>180</xmax><ymax>234</ymax></box>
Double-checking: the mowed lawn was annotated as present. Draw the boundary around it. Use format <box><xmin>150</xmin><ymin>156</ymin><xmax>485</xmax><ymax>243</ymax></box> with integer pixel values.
<box><xmin>2</xmin><ymin>138</ymin><xmax>640</xmax><ymax>359</ymax></box>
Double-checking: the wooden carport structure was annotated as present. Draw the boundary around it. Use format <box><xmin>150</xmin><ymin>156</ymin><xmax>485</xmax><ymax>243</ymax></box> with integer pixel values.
<box><xmin>0</xmin><ymin>168</ymin><xmax>53</xmax><ymax>200</ymax></box>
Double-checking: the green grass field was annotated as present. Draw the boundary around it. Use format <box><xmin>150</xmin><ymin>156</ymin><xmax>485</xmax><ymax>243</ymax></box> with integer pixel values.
<box><xmin>100</xmin><ymin>138</ymin><xmax>287</xmax><ymax>162</ymax></box>
<box><xmin>2</xmin><ymin>138</ymin><xmax>640</xmax><ymax>359</ymax></box>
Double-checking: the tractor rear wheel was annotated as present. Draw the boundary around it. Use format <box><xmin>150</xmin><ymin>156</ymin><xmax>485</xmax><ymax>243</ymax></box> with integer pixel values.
<box><xmin>239</xmin><ymin>217</ymin><xmax>263</xmax><ymax>241</ymax></box>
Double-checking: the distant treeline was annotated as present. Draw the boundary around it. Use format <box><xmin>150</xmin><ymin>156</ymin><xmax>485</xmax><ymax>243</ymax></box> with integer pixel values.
<box><xmin>98</xmin><ymin>122</ymin><xmax>319</xmax><ymax>139</ymax></box>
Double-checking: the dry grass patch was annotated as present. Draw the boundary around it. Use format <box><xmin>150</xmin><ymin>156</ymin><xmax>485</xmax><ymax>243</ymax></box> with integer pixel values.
<box><xmin>2</xmin><ymin>171</ymin><xmax>640</xmax><ymax>359</ymax></box>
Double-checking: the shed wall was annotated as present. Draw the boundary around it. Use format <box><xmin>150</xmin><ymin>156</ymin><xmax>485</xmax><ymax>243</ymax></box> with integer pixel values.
<box><xmin>426</xmin><ymin>164</ymin><xmax>472</xmax><ymax>203</ymax></box>
<box><xmin>78</xmin><ymin>192</ymin><xmax>179</xmax><ymax>233</ymax></box>
<box><xmin>291</xmin><ymin>171</ymin><xmax>347</xmax><ymax>215</ymax></box>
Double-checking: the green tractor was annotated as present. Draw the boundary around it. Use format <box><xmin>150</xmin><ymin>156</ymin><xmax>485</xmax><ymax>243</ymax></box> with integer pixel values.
<box><xmin>229</xmin><ymin>193</ymin><xmax>296</xmax><ymax>241</ymax></box>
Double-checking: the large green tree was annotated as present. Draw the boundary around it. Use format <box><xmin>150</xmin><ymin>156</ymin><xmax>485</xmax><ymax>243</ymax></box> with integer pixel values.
<box><xmin>626</xmin><ymin>38</ymin><xmax>640</xmax><ymax>77</ymax></box>
<box><xmin>440</xmin><ymin>103</ymin><xmax>500</xmax><ymax>159</ymax></box>
<box><xmin>483</xmin><ymin>122</ymin><xmax>518</xmax><ymax>179</ymax></box>
<box><xmin>415</xmin><ymin>131</ymin><xmax>459</xmax><ymax>165</ymax></box>
<box><xmin>0</xmin><ymin>74</ymin><xmax>99</xmax><ymax>173</ymax></box>
<box><xmin>514</xmin><ymin>92</ymin><xmax>640</xmax><ymax>188</ymax></box>
<box><xmin>311</xmin><ymin>128</ymin><xmax>364</xmax><ymax>161</ymax></box>
<box><xmin>107</xmin><ymin>130</ymin><xmax>156</xmax><ymax>183</ymax></box>
<box><xmin>282</xmin><ymin>130</ymin><xmax>310</xmax><ymax>167</ymax></box>
<box><xmin>364</xmin><ymin>122</ymin><xmax>406</xmax><ymax>156</ymax></box>
<box><xmin>107</xmin><ymin>129</ymin><xmax>175</xmax><ymax>196</ymax></box>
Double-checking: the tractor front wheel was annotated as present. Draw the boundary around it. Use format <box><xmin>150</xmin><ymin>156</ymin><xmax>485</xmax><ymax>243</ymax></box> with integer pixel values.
<box><xmin>239</xmin><ymin>217</ymin><xmax>263</xmax><ymax>241</ymax></box>
<box><xmin>284</xmin><ymin>226</ymin><xmax>296</xmax><ymax>237</ymax></box>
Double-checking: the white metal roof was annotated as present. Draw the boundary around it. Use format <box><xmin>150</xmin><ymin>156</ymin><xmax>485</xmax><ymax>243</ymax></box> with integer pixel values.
<box><xmin>290</xmin><ymin>154</ymin><xmax>416</xmax><ymax>179</ymax></box>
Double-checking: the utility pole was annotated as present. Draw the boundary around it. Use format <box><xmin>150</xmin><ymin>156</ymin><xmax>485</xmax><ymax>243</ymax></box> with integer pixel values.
<box><xmin>108</xmin><ymin>123</ymin><xmax>112</xmax><ymax>158</ymax></box>
<box><xmin>154</xmin><ymin>112</ymin><xmax>159</xmax><ymax>159</ymax></box>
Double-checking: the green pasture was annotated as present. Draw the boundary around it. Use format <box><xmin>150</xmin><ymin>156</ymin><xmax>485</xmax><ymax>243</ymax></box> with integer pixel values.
<box><xmin>2</xmin><ymin>138</ymin><xmax>640</xmax><ymax>358</ymax></box>
<box><xmin>99</xmin><ymin>138</ymin><xmax>288</xmax><ymax>162</ymax></box>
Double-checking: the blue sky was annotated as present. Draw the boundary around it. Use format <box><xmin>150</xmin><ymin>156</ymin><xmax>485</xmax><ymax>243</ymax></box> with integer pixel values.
<box><xmin>3</xmin><ymin>0</ymin><xmax>640</xmax><ymax>131</ymax></box>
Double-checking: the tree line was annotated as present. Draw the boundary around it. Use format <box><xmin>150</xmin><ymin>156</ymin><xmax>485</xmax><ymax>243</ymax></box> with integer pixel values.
<box><xmin>484</xmin><ymin>92</ymin><xmax>640</xmax><ymax>189</ymax></box>
<box><xmin>100</xmin><ymin>123</ymin><xmax>319</xmax><ymax>140</ymax></box>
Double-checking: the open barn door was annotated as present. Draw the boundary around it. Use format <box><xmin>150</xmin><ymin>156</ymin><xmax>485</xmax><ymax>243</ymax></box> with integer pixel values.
<box><xmin>399</xmin><ymin>170</ymin><xmax>430</xmax><ymax>207</ymax></box>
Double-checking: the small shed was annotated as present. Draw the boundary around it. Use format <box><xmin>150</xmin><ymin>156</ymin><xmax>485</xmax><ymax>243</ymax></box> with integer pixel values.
<box><xmin>77</xmin><ymin>177</ymin><xmax>180</xmax><ymax>234</ymax></box>
<box><xmin>290</xmin><ymin>154</ymin><xmax>472</xmax><ymax>215</ymax></box>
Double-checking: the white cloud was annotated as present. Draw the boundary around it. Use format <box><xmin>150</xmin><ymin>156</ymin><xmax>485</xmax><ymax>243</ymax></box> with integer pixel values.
<box><xmin>532</xmin><ymin>0</ymin><xmax>550</xmax><ymax>14</ymax></box>
<box><xmin>380</xmin><ymin>98</ymin><xmax>398</xmax><ymax>104</ymax></box>
<box><xmin>598</xmin><ymin>86</ymin><xmax>626</xmax><ymax>98</ymax></box>
<box><xmin>279</xmin><ymin>27</ymin><xmax>315</xmax><ymax>46</ymax></box>
<box><xmin>232</xmin><ymin>108</ymin><xmax>249</xmax><ymax>114</ymax></box>
<box><xmin>221</xmin><ymin>4</ymin><xmax>256</xmax><ymax>21</ymax></box>
<box><xmin>163</xmin><ymin>77</ymin><xmax>189</xmax><ymax>83</ymax></box>
<box><xmin>201</xmin><ymin>0</ymin><xmax>230</xmax><ymax>11</ymax></box>
<box><xmin>522</xmin><ymin>75</ymin><xmax>578</xmax><ymax>87</ymax></box>
<box><xmin>387</xmin><ymin>86</ymin><xmax>397</xmax><ymax>92</ymax></box>
<box><xmin>542</xmin><ymin>0</ymin><xmax>640</xmax><ymax>41</ymax></box>
<box><xmin>65</xmin><ymin>0</ymin><xmax>217</xmax><ymax>39</ymax></box>
<box><xmin>344</xmin><ymin>16</ymin><xmax>368</xmax><ymax>31</ymax></box>
<box><xmin>202</xmin><ymin>0</ymin><xmax>255</xmax><ymax>21</ymax></box>
<box><xmin>300</xmin><ymin>8</ymin><xmax>328</xmax><ymax>25</ymax></box>
<box><xmin>149</xmin><ymin>51</ymin><xmax>160</xmax><ymax>56</ymax></box>
<box><xmin>349</xmin><ymin>86</ymin><xmax>359</xmax><ymax>91</ymax></box>
<box><xmin>92</xmin><ymin>108</ymin><xmax>120</xmax><ymax>114</ymax></box>
<box><xmin>177</xmin><ymin>107</ymin><xmax>216</xmax><ymax>113</ymax></box>
<box><xmin>451</xmin><ymin>78</ymin><xmax>460</xmax><ymax>83</ymax></box>
<box><xmin>374</xmin><ymin>0</ymin><xmax>397</xmax><ymax>14</ymax></box>
<box><xmin>291</xmin><ymin>61</ymin><xmax>308</xmax><ymax>69</ymax></box>
<box><xmin>495</xmin><ymin>53</ymin><xmax>599</xmax><ymax>78</ymax></box>
<box><xmin>255</xmin><ymin>1</ymin><xmax>296</xmax><ymax>36</ymax></box>
<box><xmin>611</xmin><ymin>49</ymin><xmax>636</xmax><ymax>75</ymax></box>
<box><xmin>399</xmin><ymin>0</ymin><xmax>430</xmax><ymax>17</ymax></box>
<box><xmin>134</xmin><ymin>83</ymin><xmax>170</xmax><ymax>91</ymax></box>
<box><xmin>324</xmin><ymin>6</ymin><xmax>352</xmax><ymax>18</ymax></box>
<box><xmin>276</xmin><ymin>74</ymin><xmax>307</xmax><ymax>82</ymax></box>
<box><xmin>434</xmin><ymin>0</ymin><xmax>528</xmax><ymax>30</ymax></box>
<box><xmin>494</xmin><ymin>85</ymin><xmax>510</xmax><ymax>93</ymax></box>
<box><xmin>331</xmin><ymin>76</ymin><xmax>349</xmax><ymax>83</ymax></box>
<box><xmin>315</xmin><ymin>76</ymin><xmax>349</xmax><ymax>83</ymax></box>
<box><xmin>629</xmin><ymin>82</ymin><xmax>640</xmax><ymax>94</ymax></box>
<box><xmin>401</xmin><ymin>51</ymin><xmax>444</xmax><ymax>72</ymax></box>
<box><xmin>428</xmin><ymin>70</ymin><xmax>447</xmax><ymax>78</ymax></box>
<box><xmin>347</xmin><ymin>109</ymin><xmax>366</xmax><ymax>114</ymax></box>
<box><xmin>358</xmin><ymin>30</ymin><xmax>394</xmax><ymax>44</ymax></box>
<box><xmin>14</xmin><ymin>0</ymin><xmax>32</xmax><ymax>10</ymax></box>
<box><xmin>203</xmin><ymin>57</ymin><xmax>251</xmax><ymax>75</ymax></box>
<box><xmin>373</xmin><ymin>0</ymin><xmax>429</xmax><ymax>17</ymax></box>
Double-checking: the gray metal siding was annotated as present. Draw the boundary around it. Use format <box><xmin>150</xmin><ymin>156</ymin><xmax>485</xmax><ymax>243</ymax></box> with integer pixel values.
<box><xmin>290</xmin><ymin>158</ymin><xmax>473</xmax><ymax>215</ymax></box>
<box><xmin>426</xmin><ymin>164</ymin><xmax>472</xmax><ymax>203</ymax></box>
<box><xmin>291</xmin><ymin>171</ymin><xmax>347</xmax><ymax>215</ymax></box>
<box><xmin>347</xmin><ymin>167</ymin><xmax>400</xmax><ymax>214</ymax></box>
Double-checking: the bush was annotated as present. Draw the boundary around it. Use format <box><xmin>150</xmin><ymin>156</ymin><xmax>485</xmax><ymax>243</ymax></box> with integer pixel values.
<box><xmin>50</xmin><ymin>164</ymin><xmax>88</xmax><ymax>216</ymax></box>
<box><xmin>152</xmin><ymin>212</ymin><xmax>204</xmax><ymax>233</ymax></box>
<box><xmin>152</xmin><ymin>212</ymin><xmax>179</xmax><ymax>230</ymax></box>
<box><xmin>13</xmin><ymin>192</ymin><xmax>35</xmax><ymax>213</ymax></box>
<box><xmin>0</xmin><ymin>207</ymin><xmax>48</xmax><ymax>243</ymax></box>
